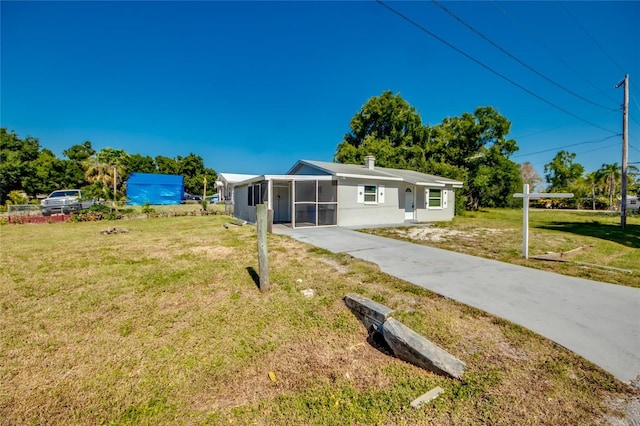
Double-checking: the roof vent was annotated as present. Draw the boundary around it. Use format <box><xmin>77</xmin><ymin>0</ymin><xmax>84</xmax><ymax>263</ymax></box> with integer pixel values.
<box><xmin>365</xmin><ymin>155</ymin><xmax>375</xmax><ymax>170</ymax></box>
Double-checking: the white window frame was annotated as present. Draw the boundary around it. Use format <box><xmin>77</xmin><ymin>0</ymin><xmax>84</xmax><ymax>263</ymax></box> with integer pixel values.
<box><xmin>364</xmin><ymin>185</ymin><xmax>377</xmax><ymax>204</ymax></box>
<box><xmin>357</xmin><ymin>184</ymin><xmax>385</xmax><ymax>204</ymax></box>
<box><xmin>426</xmin><ymin>188</ymin><xmax>445</xmax><ymax>210</ymax></box>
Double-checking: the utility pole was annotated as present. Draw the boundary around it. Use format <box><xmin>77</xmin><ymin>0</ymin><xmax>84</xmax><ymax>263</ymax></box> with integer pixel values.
<box><xmin>616</xmin><ymin>74</ymin><xmax>629</xmax><ymax>229</ymax></box>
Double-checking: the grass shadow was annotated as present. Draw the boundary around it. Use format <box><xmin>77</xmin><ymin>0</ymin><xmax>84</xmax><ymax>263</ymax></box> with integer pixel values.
<box><xmin>536</xmin><ymin>221</ymin><xmax>640</xmax><ymax>248</ymax></box>
<box><xmin>246</xmin><ymin>266</ymin><xmax>261</xmax><ymax>290</ymax></box>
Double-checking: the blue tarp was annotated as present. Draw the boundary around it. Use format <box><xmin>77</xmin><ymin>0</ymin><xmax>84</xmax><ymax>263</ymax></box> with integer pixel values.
<box><xmin>126</xmin><ymin>173</ymin><xmax>184</xmax><ymax>205</ymax></box>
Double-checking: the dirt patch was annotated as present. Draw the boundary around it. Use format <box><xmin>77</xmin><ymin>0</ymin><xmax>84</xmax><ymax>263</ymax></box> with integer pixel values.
<box><xmin>402</xmin><ymin>226</ymin><xmax>507</xmax><ymax>242</ymax></box>
<box><xmin>317</xmin><ymin>257</ymin><xmax>349</xmax><ymax>274</ymax></box>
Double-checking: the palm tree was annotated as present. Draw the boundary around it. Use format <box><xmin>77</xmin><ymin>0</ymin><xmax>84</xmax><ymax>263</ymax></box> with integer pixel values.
<box><xmin>83</xmin><ymin>158</ymin><xmax>125</xmax><ymax>205</ymax></box>
<box><xmin>598</xmin><ymin>163</ymin><xmax>621</xmax><ymax>210</ymax></box>
<box><xmin>584</xmin><ymin>172</ymin><xmax>600</xmax><ymax>210</ymax></box>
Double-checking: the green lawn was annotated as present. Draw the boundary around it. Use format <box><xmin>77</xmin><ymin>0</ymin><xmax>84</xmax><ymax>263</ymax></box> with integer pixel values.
<box><xmin>1</xmin><ymin>214</ymin><xmax>637</xmax><ymax>424</ymax></box>
<box><xmin>364</xmin><ymin>209</ymin><xmax>640</xmax><ymax>288</ymax></box>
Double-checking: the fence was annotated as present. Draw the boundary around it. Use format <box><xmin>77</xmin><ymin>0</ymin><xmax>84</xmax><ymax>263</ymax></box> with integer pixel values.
<box><xmin>7</xmin><ymin>204</ymin><xmax>43</xmax><ymax>217</ymax></box>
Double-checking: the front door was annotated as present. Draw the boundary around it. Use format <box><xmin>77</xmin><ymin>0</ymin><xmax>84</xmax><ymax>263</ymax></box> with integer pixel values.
<box><xmin>404</xmin><ymin>188</ymin><xmax>414</xmax><ymax>220</ymax></box>
<box><xmin>273</xmin><ymin>184</ymin><xmax>291</xmax><ymax>223</ymax></box>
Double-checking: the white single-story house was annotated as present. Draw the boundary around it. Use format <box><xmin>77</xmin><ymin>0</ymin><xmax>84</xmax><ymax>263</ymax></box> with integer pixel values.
<box><xmin>227</xmin><ymin>156</ymin><xmax>463</xmax><ymax>228</ymax></box>
<box><xmin>215</xmin><ymin>173</ymin><xmax>259</xmax><ymax>204</ymax></box>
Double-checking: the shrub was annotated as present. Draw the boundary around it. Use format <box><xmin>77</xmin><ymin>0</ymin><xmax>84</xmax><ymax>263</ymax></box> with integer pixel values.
<box><xmin>142</xmin><ymin>201</ymin><xmax>155</xmax><ymax>214</ymax></box>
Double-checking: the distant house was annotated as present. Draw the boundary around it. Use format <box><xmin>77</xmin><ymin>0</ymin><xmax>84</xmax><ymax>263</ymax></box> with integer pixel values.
<box><xmin>225</xmin><ymin>156</ymin><xmax>462</xmax><ymax>228</ymax></box>
<box><xmin>623</xmin><ymin>195</ymin><xmax>639</xmax><ymax>211</ymax></box>
<box><xmin>126</xmin><ymin>173</ymin><xmax>184</xmax><ymax>205</ymax></box>
<box><xmin>215</xmin><ymin>173</ymin><xmax>259</xmax><ymax>204</ymax></box>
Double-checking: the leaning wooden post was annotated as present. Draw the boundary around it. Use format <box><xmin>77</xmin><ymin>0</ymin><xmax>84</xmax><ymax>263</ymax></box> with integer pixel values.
<box><xmin>256</xmin><ymin>203</ymin><xmax>270</xmax><ymax>292</ymax></box>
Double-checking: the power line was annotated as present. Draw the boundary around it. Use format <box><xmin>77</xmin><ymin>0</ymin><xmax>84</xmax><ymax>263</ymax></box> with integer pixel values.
<box><xmin>512</xmin><ymin>134</ymin><xmax>620</xmax><ymax>158</ymax></box>
<box><xmin>513</xmin><ymin>124</ymin><xmax>573</xmax><ymax>140</ymax></box>
<box><xmin>557</xmin><ymin>1</ymin><xmax>626</xmax><ymax>74</ymax></box>
<box><xmin>432</xmin><ymin>0</ymin><xmax>617</xmax><ymax>112</ymax></box>
<box><xmin>491</xmin><ymin>1</ymin><xmax>619</xmax><ymax>105</ymax></box>
<box><xmin>630</xmin><ymin>91</ymin><xmax>640</xmax><ymax>113</ymax></box>
<box><xmin>575</xmin><ymin>141</ymin><xmax>620</xmax><ymax>156</ymax></box>
<box><xmin>375</xmin><ymin>1</ymin><xmax>618</xmax><ymax>135</ymax></box>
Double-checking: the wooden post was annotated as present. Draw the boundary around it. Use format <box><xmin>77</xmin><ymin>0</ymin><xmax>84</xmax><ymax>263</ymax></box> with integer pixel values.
<box><xmin>203</xmin><ymin>176</ymin><xmax>208</xmax><ymax>205</ymax></box>
<box><xmin>256</xmin><ymin>203</ymin><xmax>270</xmax><ymax>292</ymax></box>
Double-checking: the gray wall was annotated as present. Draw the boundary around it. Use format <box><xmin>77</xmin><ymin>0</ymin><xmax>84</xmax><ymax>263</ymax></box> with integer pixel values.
<box><xmin>415</xmin><ymin>188</ymin><xmax>456</xmax><ymax>222</ymax></box>
<box><xmin>337</xmin><ymin>180</ymin><xmax>456</xmax><ymax>226</ymax></box>
<box><xmin>337</xmin><ymin>180</ymin><xmax>405</xmax><ymax>226</ymax></box>
<box><xmin>233</xmin><ymin>185</ymin><xmax>257</xmax><ymax>223</ymax></box>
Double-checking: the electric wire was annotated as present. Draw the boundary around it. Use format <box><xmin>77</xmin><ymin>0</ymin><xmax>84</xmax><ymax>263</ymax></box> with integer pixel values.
<box><xmin>557</xmin><ymin>1</ymin><xmax>626</xmax><ymax>74</ymax></box>
<box><xmin>512</xmin><ymin>134</ymin><xmax>620</xmax><ymax>158</ymax></box>
<box><xmin>376</xmin><ymin>1</ymin><xmax>618</xmax><ymax>135</ymax></box>
<box><xmin>432</xmin><ymin>0</ymin><xmax>617</xmax><ymax>112</ymax></box>
<box><xmin>575</xmin><ymin>141</ymin><xmax>620</xmax><ymax>156</ymax></box>
<box><xmin>491</xmin><ymin>1</ymin><xmax>619</xmax><ymax>105</ymax></box>
<box><xmin>513</xmin><ymin>124</ymin><xmax>573</xmax><ymax>140</ymax></box>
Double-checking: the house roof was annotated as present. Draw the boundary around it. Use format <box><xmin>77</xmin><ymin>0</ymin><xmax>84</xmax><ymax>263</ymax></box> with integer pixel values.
<box><xmin>289</xmin><ymin>160</ymin><xmax>463</xmax><ymax>188</ymax></box>
<box><xmin>216</xmin><ymin>173</ymin><xmax>260</xmax><ymax>185</ymax></box>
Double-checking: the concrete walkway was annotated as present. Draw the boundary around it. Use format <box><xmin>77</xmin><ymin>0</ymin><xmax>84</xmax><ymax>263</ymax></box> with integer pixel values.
<box><xmin>276</xmin><ymin>226</ymin><xmax>640</xmax><ymax>386</ymax></box>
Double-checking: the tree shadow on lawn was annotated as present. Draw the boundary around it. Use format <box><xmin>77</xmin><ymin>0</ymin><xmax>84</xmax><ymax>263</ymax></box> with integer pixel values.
<box><xmin>536</xmin><ymin>221</ymin><xmax>640</xmax><ymax>248</ymax></box>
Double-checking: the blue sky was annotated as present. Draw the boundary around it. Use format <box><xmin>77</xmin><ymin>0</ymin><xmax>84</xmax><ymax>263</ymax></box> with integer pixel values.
<box><xmin>2</xmin><ymin>1</ymin><xmax>639</xmax><ymax>181</ymax></box>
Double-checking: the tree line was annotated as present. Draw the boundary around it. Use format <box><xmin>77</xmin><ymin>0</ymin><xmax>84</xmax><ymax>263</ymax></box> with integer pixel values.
<box><xmin>335</xmin><ymin>91</ymin><xmax>638</xmax><ymax>211</ymax></box>
<box><xmin>3</xmin><ymin>92</ymin><xmax>637</xmax><ymax>210</ymax></box>
<box><xmin>0</xmin><ymin>128</ymin><xmax>217</xmax><ymax>205</ymax></box>
<box><xmin>541</xmin><ymin>150</ymin><xmax>638</xmax><ymax>210</ymax></box>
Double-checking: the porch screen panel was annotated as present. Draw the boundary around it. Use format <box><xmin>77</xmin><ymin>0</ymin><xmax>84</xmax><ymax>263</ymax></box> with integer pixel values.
<box><xmin>294</xmin><ymin>203</ymin><xmax>316</xmax><ymax>227</ymax></box>
<box><xmin>317</xmin><ymin>204</ymin><xmax>337</xmax><ymax>226</ymax></box>
<box><xmin>295</xmin><ymin>181</ymin><xmax>315</xmax><ymax>202</ymax></box>
<box><xmin>318</xmin><ymin>180</ymin><xmax>337</xmax><ymax>202</ymax></box>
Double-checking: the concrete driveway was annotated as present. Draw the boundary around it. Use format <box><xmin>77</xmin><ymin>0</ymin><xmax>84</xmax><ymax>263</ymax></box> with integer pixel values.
<box><xmin>276</xmin><ymin>226</ymin><xmax>640</xmax><ymax>386</ymax></box>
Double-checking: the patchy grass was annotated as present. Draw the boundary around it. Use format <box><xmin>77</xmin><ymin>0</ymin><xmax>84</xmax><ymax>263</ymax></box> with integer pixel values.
<box><xmin>364</xmin><ymin>209</ymin><xmax>640</xmax><ymax>288</ymax></box>
<box><xmin>0</xmin><ymin>215</ymin><xmax>637</xmax><ymax>424</ymax></box>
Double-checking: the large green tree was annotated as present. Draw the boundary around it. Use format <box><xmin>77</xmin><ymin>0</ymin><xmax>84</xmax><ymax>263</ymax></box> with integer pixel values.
<box><xmin>63</xmin><ymin>141</ymin><xmax>95</xmax><ymax>188</ymax></box>
<box><xmin>0</xmin><ymin>129</ymin><xmax>41</xmax><ymax>202</ymax></box>
<box><xmin>23</xmin><ymin>149</ymin><xmax>69</xmax><ymax>196</ymax></box>
<box><xmin>177</xmin><ymin>153</ymin><xmax>217</xmax><ymax>196</ymax></box>
<box><xmin>334</xmin><ymin>93</ymin><xmax>521</xmax><ymax>210</ymax></box>
<box><xmin>124</xmin><ymin>154</ymin><xmax>156</xmax><ymax>174</ymax></box>
<box><xmin>426</xmin><ymin>107</ymin><xmax>521</xmax><ymax>210</ymax></box>
<box><xmin>335</xmin><ymin>91</ymin><xmax>426</xmax><ymax>168</ymax></box>
<box><xmin>544</xmin><ymin>150</ymin><xmax>585</xmax><ymax>192</ymax></box>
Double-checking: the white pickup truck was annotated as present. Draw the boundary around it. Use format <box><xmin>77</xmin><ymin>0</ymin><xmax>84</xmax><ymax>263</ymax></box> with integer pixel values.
<box><xmin>40</xmin><ymin>189</ymin><xmax>95</xmax><ymax>216</ymax></box>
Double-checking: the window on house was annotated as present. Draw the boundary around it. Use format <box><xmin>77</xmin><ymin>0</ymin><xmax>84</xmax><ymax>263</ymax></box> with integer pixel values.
<box><xmin>427</xmin><ymin>189</ymin><xmax>442</xmax><ymax>208</ymax></box>
<box><xmin>364</xmin><ymin>185</ymin><xmax>377</xmax><ymax>203</ymax></box>
<box><xmin>248</xmin><ymin>184</ymin><xmax>261</xmax><ymax>207</ymax></box>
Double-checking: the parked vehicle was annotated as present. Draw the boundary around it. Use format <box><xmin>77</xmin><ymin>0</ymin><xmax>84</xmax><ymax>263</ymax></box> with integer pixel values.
<box><xmin>40</xmin><ymin>189</ymin><xmax>95</xmax><ymax>216</ymax></box>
